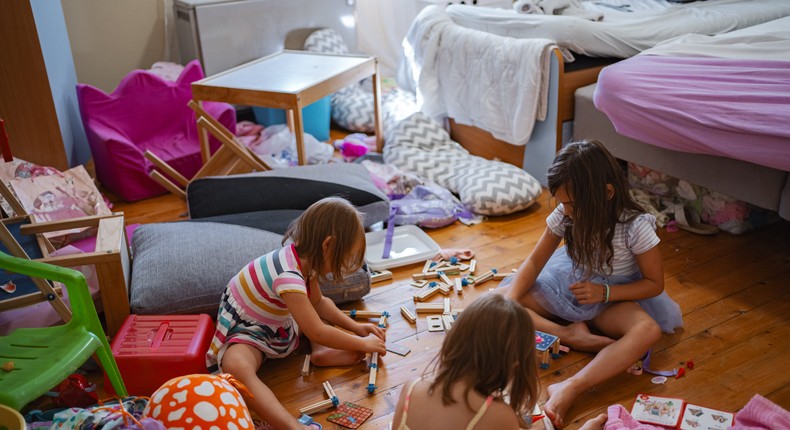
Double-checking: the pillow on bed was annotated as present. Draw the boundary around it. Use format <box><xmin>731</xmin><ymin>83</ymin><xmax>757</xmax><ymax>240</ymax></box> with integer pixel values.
<box><xmin>383</xmin><ymin>112</ymin><xmax>541</xmax><ymax>215</ymax></box>
<box><xmin>130</xmin><ymin>222</ymin><xmax>371</xmax><ymax>315</ymax></box>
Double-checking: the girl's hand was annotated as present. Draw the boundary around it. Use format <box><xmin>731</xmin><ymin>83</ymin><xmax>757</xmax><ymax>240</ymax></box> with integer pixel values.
<box><xmin>355</xmin><ymin>323</ymin><xmax>386</xmax><ymax>342</ymax></box>
<box><xmin>362</xmin><ymin>333</ymin><xmax>387</xmax><ymax>355</ymax></box>
<box><xmin>569</xmin><ymin>281</ymin><xmax>606</xmax><ymax>304</ymax></box>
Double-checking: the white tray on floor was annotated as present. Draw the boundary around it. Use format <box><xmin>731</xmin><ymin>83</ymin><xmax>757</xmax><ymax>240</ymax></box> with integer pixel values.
<box><xmin>365</xmin><ymin>225</ymin><xmax>440</xmax><ymax>271</ymax></box>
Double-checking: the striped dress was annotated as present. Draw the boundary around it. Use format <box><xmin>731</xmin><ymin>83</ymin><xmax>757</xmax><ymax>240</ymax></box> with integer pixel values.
<box><xmin>206</xmin><ymin>244</ymin><xmax>310</xmax><ymax>373</ymax></box>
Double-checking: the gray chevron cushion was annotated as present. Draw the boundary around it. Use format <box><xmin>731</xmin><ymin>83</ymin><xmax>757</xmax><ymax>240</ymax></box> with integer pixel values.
<box><xmin>383</xmin><ymin>113</ymin><xmax>542</xmax><ymax>216</ymax></box>
<box><xmin>304</xmin><ymin>29</ymin><xmax>416</xmax><ymax>135</ymax></box>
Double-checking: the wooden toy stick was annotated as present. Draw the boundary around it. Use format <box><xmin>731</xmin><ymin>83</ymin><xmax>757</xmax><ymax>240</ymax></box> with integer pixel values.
<box><xmin>302</xmin><ymin>354</ymin><xmax>311</xmax><ymax>376</ymax></box>
<box><xmin>378</xmin><ymin>312</ymin><xmax>389</xmax><ymax>329</ymax></box>
<box><xmin>413</xmin><ymin>284</ymin><xmax>442</xmax><ymax>302</ymax></box>
<box><xmin>472</xmin><ymin>268</ymin><xmax>497</xmax><ymax>285</ymax></box>
<box><xmin>454</xmin><ymin>278</ymin><xmax>463</xmax><ymax>295</ymax></box>
<box><xmin>427</xmin><ymin>265</ymin><xmax>461</xmax><ymax>275</ymax></box>
<box><xmin>413</xmin><ymin>272</ymin><xmax>440</xmax><ymax>281</ymax></box>
<box><xmin>493</xmin><ymin>272</ymin><xmax>509</xmax><ymax>280</ymax></box>
<box><xmin>367</xmin><ymin>352</ymin><xmax>378</xmax><ymax>393</ymax></box>
<box><xmin>443</xmin><ymin>297</ymin><xmax>451</xmax><ymax>314</ymax></box>
<box><xmin>415</xmin><ymin>302</ymin><xmax>444</xmax><ymax>313</ymax></box>
<box><xmin>441</xmin><ymin>314</ymin><xmax>455</xmax><ymax>331</ymax></box>
<box><xmin>469</xmin><ymin>259</ymin><xmax>477</xmax><ymax>274</ymax></box>
<box><xmin>299</xmin><ymin>398</ymin><xmax>336</xmax><ymax>416</ymax></box>
<box><xmin>323</xmin><ymin>381</ymin><xmax>336</xmax><ymax>399</ymax></box>
<box><xmin>400</xmin><ymin>306</ymin><xmax>417</xmax><ymax>323</ymax></box>
<box><xmin>343</xmin><ymin>310</ymin><xmax>385</xmax><ymax>318</ymax></box>
<box><xmin>422</xmin><ymin>259</ymin><xmax>434</xmax><ymax>273</ymax></box>
<box><xmin>371</xmin><ymin>269</ymin><xmax>393</xmax><ymax>283</ymax></box>
<box><xmin>438</xmin><ymin>271</ymin><xmax>452</xmax><ymax>285</ymax></box>
<box><xmin>427</xmin><ymin>315</ymin><xmax>444</xmax><ymax>332</ymax></box>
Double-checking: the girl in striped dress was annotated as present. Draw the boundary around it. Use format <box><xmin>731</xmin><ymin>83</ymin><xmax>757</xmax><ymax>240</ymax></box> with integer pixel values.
<box><xmin>499</xmin><ymin>140</ymin><xmax>683</xmax><ymax>428</ymax></box>
<box><xmin>206</xmin><ymin>197</ymin><xmax>386</xmax><ymax>430</ymax></box>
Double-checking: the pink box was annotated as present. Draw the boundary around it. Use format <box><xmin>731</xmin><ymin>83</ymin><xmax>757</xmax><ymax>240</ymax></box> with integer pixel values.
<box><xmin>106</xmin><ymin>314</ymin><xmax>214</xmax><ymax>396</ymax></box>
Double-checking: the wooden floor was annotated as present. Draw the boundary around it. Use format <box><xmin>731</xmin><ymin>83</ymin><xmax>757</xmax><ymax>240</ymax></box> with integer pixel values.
<box><xmin>107</xmin><ymin>186</ymin><xmax>790</xmax><ymax>429</ymax></box>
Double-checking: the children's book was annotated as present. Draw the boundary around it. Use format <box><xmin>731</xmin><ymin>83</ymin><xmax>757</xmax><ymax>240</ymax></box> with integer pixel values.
<box><xmin>631</xmin><ymin>394</ymin><xmax>733</xmax><ymax>429</ymax></box>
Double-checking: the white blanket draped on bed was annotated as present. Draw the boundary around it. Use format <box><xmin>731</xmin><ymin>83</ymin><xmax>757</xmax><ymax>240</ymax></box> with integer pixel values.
<box><xmin>398</xmin><ymin>6</ymin><xmax>557</xmax><ymax>146</ymax></box>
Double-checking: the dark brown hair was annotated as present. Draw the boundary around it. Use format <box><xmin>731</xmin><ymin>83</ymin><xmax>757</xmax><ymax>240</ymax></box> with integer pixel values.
<box><xmin>428</xmin><ymin>294</ymin><xmax>538</xmax><ymax>426</ymax></box>
<box><xmin>547</xmin><ymin>139</ymin><xmax>645</xmax><ymax>278</ymax></box>
<box><xmin>284</xmin><ymin>197</ymin><xmax>366</xmax><ymax>285</ymax></box>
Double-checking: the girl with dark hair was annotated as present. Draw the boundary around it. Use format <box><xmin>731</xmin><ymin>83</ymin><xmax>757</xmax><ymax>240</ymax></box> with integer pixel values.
<box><xmin>500</xmin><ymin>140</ymin><xmax>683</xmax><ymax>427</ymax></box>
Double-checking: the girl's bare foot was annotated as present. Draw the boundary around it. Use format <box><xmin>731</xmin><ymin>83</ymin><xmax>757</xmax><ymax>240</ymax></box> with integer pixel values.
<box><xmin>544</xmin><ymin>379</ymin><xmax>584</xmax><ymax>428</ymax></box>
<box><xmin>563</xmin><ymin>322</ymin><xmax>615</xmax><ymax>352</ymax></box>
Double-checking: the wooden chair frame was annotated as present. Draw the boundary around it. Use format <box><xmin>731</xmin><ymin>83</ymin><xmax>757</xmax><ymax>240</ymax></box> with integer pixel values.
<box><xmin>0</xmin><ymin>181</ymin><xmax>131</xmax><ymax>336</ymax></box>
<box><xmin>144</xmin><ymin>100</ymin><xmax>271</xmax><ymax>199</ymax></box>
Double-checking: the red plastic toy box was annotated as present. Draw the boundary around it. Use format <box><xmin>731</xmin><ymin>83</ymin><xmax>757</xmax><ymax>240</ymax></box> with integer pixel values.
<box><xmin>106</xmin><ymin>314</ymin><xmax>214</xmax><ymax>396</ymax></box>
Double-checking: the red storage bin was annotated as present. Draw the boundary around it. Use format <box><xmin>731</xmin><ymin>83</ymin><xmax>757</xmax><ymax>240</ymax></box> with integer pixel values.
<box><xmin>106</xmin><ymin>314</ymin><xmax>214</xmax><ymax>396</ymax></box>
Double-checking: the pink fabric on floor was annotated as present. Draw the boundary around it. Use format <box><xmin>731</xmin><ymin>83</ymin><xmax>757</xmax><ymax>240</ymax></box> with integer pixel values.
<box><xmin>733</xmin><ymin>394</ymin><xmax>790</xmax><ymax>430</ymax></box>
<box><xmin>605</xmin><ymin>404</ymin><xmax>665</xmax><ymax>430</ymax></box>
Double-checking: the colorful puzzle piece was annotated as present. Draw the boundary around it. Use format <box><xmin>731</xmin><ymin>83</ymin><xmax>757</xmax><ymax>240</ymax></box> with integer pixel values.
<box><xmin>327</xmin><ymin>402</ymin><xmax>373</xmax><ymax>429</ymax></box>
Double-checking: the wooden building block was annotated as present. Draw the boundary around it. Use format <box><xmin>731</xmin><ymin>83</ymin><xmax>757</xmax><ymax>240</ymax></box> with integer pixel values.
<box><xmin>371</xmin><ymin>269</ymin><xmax>392</xmax><ymax>283</ymax></box>
<box><xmin>427</xmin><ymin>315</ymin><xmax>444</xmax><ymax>332</ymax></box>
<box><xmin>415</xmin><ymin>302</ymin><xmax>445</xmax><ymax>313</ymax></box>
<box><xmin>400</xmin><ymin>306</ymin><xmax>417</xmax><ymax>324</ymax></box>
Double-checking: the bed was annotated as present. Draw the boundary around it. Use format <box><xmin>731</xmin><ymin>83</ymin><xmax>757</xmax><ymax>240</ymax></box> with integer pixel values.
<box><xmin>574</xmin><ymin>17</ymin><xmax>790</xmax><ymax>221</ymax></box>
<box><xmin>398</xmin><ymin>1</ymin><xmax>790</xmax><ymax>185</ymax></box>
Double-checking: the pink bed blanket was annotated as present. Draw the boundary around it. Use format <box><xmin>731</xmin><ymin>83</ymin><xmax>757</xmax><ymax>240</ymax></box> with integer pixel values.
<box><xmin>594</xmin><ymin>56</ymin><xmax>790</xmax><ymax>172</ymax></box>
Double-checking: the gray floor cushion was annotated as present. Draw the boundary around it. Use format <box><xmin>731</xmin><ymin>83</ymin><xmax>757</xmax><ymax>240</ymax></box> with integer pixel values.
<box><xmin>383</xmin><ymin>112</ymin><xmax>542</xmax><ymax>216</ymax></box>
<box><xmin>130</xmin><ymin>222</ymin><xmax>371</xmax><ymax>316</ymax></box>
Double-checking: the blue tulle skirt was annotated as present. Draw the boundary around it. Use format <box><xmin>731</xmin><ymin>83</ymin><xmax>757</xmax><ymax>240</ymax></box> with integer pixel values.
<box><xmin>500</xmin><ymin>248</ymin><xmax>684</xmax><ymax>333</ymax></box>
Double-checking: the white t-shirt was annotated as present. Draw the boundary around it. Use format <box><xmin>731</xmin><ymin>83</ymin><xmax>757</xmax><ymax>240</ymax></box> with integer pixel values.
<box><xmin>547</xmin><ymin>205</ymin><xmax>659</xmax><ymax>277</ymax></box>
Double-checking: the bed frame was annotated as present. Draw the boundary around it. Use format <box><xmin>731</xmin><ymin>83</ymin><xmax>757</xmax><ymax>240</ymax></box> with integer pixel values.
<box><xmin>449</xmin><ymin>49</ymin><xmax>616</xmax><ymax>186</ymax></box>
<box><xmin>573</xmin><ymin>83</ymin><xmax>790</xmax><ymax>221</ymax></box>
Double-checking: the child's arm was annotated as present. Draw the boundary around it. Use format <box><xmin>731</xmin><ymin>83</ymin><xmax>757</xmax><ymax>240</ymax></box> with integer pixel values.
<box><xmin>313</xmin><ymin>295</ymin><xmax>386</xmax><ymax>340</ymax></box>
<box><xmin>507</xmin><ymin>227</ymin><xmax>562</xmax><ymax>303</ymax></box>
<box><xmin>281</xmin><ymin>292</ymin><xmax>386</xmax><ymax>355</ymax></box>
<box><xmin>571</xmin><ymin>245</ymin><xmax>664</xmax><ymax>304</ymax></box>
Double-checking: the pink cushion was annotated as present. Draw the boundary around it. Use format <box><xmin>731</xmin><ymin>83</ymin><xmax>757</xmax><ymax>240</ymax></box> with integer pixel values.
<box><xmin>77</xmin><ymin>60</ymin><xmax>236</xmax><ymax>202</ymax></box>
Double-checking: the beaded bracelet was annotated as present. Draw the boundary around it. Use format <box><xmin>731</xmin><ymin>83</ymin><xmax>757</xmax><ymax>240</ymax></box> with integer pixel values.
<box><xmin>603</xmin><ymin>283</ymin><xmax>610</xmax><ymax>303</ymax></box>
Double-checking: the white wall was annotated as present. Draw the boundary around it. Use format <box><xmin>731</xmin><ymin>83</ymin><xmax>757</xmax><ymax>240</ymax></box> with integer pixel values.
<box><xmin>356</xmin><ymin>0</ymin><xmax>429</xmax><ymax>77</ymax></box>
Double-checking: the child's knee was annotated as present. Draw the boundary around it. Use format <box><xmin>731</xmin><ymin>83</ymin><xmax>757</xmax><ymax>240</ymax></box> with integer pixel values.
<box><xmin>220</xmin><ymin>353</ymin><xmax>255</xmax><ymax>377</ymax></box>
<box><xmin>635</xmin><ymin>318</ymin><xmax>662</xmax><ymax>344</ymax></box>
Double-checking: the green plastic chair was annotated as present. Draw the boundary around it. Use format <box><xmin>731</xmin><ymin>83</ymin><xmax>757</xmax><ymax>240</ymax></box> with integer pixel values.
<box><xmin>0</xmin><ymin>251</ymin><xmax>127</xmax><ymax>410</ymax></box>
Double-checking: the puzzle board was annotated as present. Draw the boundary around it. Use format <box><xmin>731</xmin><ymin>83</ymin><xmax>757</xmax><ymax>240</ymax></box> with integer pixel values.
<box><xmin>327</xmin><ymin>401</ymin><xmax>374</xmax><ymax>429</ymax></box>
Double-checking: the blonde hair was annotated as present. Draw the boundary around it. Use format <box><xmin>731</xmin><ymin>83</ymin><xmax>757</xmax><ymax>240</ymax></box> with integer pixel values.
<box><xmin>428</xmin><ymin>294</ymin><xmax>539</xmax><ymax>426</ymax></box>
<box><xmin>284</xmin><ymin>197</ymin><xmax>366</xmax><ymax>285</ymax></box>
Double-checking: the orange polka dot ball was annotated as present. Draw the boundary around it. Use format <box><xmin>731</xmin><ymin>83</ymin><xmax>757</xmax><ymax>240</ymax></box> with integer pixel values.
<box><xmin>143</xmin><ymin>373</ymin><xmax>253</xmax><ymax>430</ymax></box>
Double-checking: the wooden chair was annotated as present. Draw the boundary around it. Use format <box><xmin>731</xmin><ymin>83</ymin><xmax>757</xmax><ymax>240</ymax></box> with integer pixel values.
<box><xmin>0</xmin><ymin>181</ymin><xmax>131</xmax><ymax>336</ymax></box>
<box><xmin>144</xmin><ymin>100</ymin><xmax>271</xmax><ymax>199</ymax></box>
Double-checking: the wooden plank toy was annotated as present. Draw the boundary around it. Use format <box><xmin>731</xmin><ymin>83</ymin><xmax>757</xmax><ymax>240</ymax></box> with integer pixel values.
<box><xmin>441</xmin><ymin>314</ymin><xmax>455</xmax><ymax>331</ymax></box>
<box><xmin>400</xmin><ymin>306</ymin><xmax>417</xmax><ymax>324</ymax></box>
<box><xmin>371</xmin><ymin>269</ymin><xmax>392</xmax><ymax>283</ymax></box>
<box><xmin>302</xmin><ymin>354</ymin><xmax>311</xmax><ymax>376</ymax></box>
<box><xmin>343</xmin><ymin>309</ymin><xmax>386</xmax><ymax>319</ymax></box>
<box><xmin>472</xmin><ymin>268</ymin><xmax>498</xmax><ymax>285</ymax></box>
<box><xmin>367</xmin><ymin>352</ymin><xmax>379</xmax><ymax>393</ymax></box>
<box><xmin>298</xmin><ymin>380</ymin><xmax>340</xmax><ymax>415</ymax></box>
<box><xmin>413</xmin><ymin>272</ymin><xmax>440</xmax><ymax>281</ymax></box>
<box><xmin>427</xmin><ymin>315</ymin><xmax>444</xmax><ymax>332</ymax></box>
<box><xmin>377</xmin><ymin>311</ymin><xmax>390</xmax><ymax>329</ymax></box>
<box><xmin>454</xmin><ymin>278</ymin><xmax>463</xmax><ymax>295</ymax></box>
<box><xmin>469</xmin><ymin>259</ymin><xmax>477</xmax><ymax>274</ymax></box>
<box><xmin>535</xmin><ymin>330</ymin><xmax>561</xmax><ymax>369</ymax></box>
<box><xmin>415</xmin><ymin>302</ymin><xmax>444</xmax><ymax>313</ymax></box>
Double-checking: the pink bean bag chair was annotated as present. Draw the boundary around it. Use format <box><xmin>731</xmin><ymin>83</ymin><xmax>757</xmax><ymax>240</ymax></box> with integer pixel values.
<box><xmin>77</xmin><ymin>60</ymin><xmax>236</xmax><ymax>201</ymax></box>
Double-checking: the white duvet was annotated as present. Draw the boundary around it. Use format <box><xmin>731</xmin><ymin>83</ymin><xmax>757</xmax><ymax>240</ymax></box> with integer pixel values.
<box><xmin>447</xmin><ymin>0</ymin><xmax>790</xmax><ymax>58</ymax></box>
<box><xmin>398</xmin><ymin>6</ymin><xmax>557</xmax><ymax>146</ymax></box>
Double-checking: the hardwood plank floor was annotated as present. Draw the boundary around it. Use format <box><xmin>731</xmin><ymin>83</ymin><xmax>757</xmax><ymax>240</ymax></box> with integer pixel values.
<box><xmin>106</xmin><ymin>185</ymin><xmax>790</xmax><ymax>429</ymax></box>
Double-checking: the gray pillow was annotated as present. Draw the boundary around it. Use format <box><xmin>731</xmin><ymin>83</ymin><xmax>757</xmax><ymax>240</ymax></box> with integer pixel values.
<box><xmin>130</xmin><ymin>221</ymin><xmax>371</xmax><ymax>315</ymax></box>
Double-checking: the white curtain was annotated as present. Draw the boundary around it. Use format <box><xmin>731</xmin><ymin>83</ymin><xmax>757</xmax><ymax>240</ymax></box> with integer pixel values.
<box><xmin>356</xmin><ymin>0</ymin><xmax>430</xmax><ymax>77</ymax></box>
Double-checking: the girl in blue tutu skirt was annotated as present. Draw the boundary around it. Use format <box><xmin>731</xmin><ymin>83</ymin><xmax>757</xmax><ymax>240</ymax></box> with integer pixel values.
<box><xmin>499</xmin><ymin>140</ymin><xmax>683</xmax><ymax>428</ymax></box>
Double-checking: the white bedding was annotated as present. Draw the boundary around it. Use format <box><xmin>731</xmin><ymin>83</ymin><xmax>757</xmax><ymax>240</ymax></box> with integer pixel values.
<box><xmin>398</xmin><ymin>6</ymin><xmax>557</xmax><ymax>146</ymax></box>
<box><xmin>640</xmin><ymin>15</ymin><xmax>790</xmax><ymax>61</ymax></box>
<box><xmin>447</xmin><ymin>0</ymin><xmax>790</xmax><ymax>58</ymax></box>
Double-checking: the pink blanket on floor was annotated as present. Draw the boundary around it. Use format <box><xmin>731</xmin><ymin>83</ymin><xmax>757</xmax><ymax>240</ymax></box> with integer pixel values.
<box><xmin>604</xmin><ymin>395</ymin><xmax>790</xmax><ymax>430</ymax></box>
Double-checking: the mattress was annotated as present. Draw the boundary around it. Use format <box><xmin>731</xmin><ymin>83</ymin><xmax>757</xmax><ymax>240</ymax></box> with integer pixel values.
<box><xmin>593</xmin><ymin>17</ymin><xmax>790</xmax><ymax>172</ymax></box>
<box><xmin>446</xmin><ymin>0</ymin><xmax>790</xmax><ymax>58</ymax></box>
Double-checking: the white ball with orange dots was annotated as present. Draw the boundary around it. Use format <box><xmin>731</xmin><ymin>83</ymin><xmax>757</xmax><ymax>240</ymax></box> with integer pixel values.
<box><xmin>143</xmin><ymin>373</ymin><xmax>254</xmax><ymax>429</ymax></box>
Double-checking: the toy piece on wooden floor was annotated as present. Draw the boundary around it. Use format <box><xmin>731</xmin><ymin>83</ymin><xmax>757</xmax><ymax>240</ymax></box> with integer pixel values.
<box><xmin>371</xmin><ymin>269</ymin><xmax>392</xmax><ymax>283</ymax></box>
<box><xmin>469</xmin><ymin>259</ymin><xmax>477</xmax><ymax>274</ymax></box>
<box><xmin>427</xmin><ymin>265</ymin><xmax>461</xmax><ymax>275</ymax></box>
<box><xmin>427</xmin><ymin>315</ymin><xmax>444</xmax><ymax>332</ymax></box>
<box><xmin>413</xmin><ymin>271</ymin><xmax>440</xmax><ymax>281</ymax></box>
<box><xmin>400</xmin><ymin>306</ymin><xmax>417</xmax><ymax>323</ymax></box>
<box><xmin>443</xmin><ymin>297</ymin><xmax>451</xmax><ymax>314</ymax></box>
<box><xmin>411</xmin><ymin>279</ymin><xmax>428</xmax><ymax>288</ymax></box>
<box><xmin>471</xmin><ymin>268</ymin><xmax>498</xmax><ymax>285</ymax></box>
<box><xmin>535</xmin><ymin>330</ymin><xmax>561</xmax><ymax>369</ymax></box>
<box><xmin>367</xmin><ymin>352</ymin><xmax>379</xmax><ymax>393</ymax></box>
<box><xmin>454</xmin><ymin>278</ymin><xmax>463</xmax><ymax>295</ymax></box>
<box><xmin>627</xmin><ymin>360</ymin><xmax>643</xmax><ymax>376</ymax></box>
<box><xmin>327</xmin><ymin>401</ymin><xmax>374</xmax><ymax>429</ymax></box>
<box><xmin>413</xmin><ymin>282</ymin><xmax>442</xmax><ymax>302</ymax></box>
<box><xmin>378</xmin><ymin>311</ymin><xmax>390</xmax><ymax>328</ymax></box>
<box><xmin>493</xmin><ymin>271</ymin><xmax>509</xmax><ymax>280</ymax></box>
<box><xmin>302</xmin><ymin>354</ymin><xmax>311</xmax><ymax>376</ymax></box>
<box><xmin>343</xmin><ymin>309</ymin><xmax>387</xmax><ymax>319</ymax></box>
<box><xmin>415</xmin><ymin>302</ymin><xmax>445</xmax><ymax>313</ymax></box>
<box><xmin>441</xmin><ymin>314</ymin><xmax>455</xmax><ymax>331</ymax></box>
<box><xmin>422</xmin><ymin>259</ymin><xmax>435</xmax><ymax>273</ymax></box>
<box><xmin>386</xmin><ymin>342</ymin><xmax>411</xmax><ymax>356</ymax></box>
<box><xmin>438</xmin><ymin>271</ymin><xmax>453</xmax><ymax>285</ymax></box>
<box><xmin>298</xmin><ymin>413</ymin><xmax>324</xmax><ymax>429</ymax></box>
<box><xmin>298</xmin><ymin>380</ymin><xmax>340</xmax><ymax>415</ymax></box>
